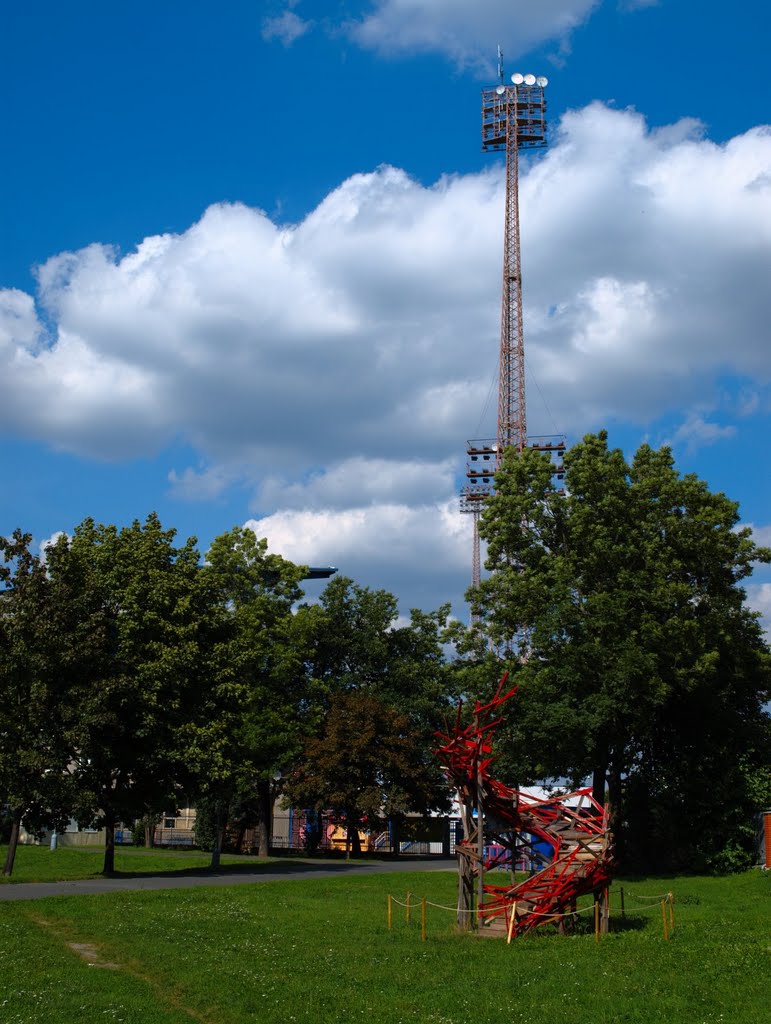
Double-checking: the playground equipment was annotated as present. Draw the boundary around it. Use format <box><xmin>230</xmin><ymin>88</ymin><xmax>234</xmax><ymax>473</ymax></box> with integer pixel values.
<box><xmin>436</xmin><ymin>673</ymin><xmax>614</xmax><ymax>939</ymax></box>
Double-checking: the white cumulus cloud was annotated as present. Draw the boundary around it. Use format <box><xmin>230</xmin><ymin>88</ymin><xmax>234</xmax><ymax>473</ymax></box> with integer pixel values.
<box><xmin>2</xmin><ymin>104</ymin><xmax>768</xmax><ymax>482</ymax></box>
<box><xmin>665</xmin><ymin>412</ymin><xmax>738</xmax><ymax>453</ymax></box>
<box><xmin>1</xmin><ymin>104</ymin><xmax>771</xmax><ymax>611</ymax></box>
<box><xmin>245</xmin><ymin>500</ymin><xmax>471</xmax><ymax>611</ymax></box>
<box><xmin>746</xmin><ymin>582</ymin><xmax>771</xmax><ymax>638</ymax></box>
<box><xmin>255</xmin><ymin>456</ymin><xmax>457</xmax><ymax>512</ymax></box>
<box><xmin>746</xmin><ymin>524</ymin><xmax>771</xmax><ymax>550</ymax></box>
<box><xmin>347</xmin><ymin>0</ymin><xmax>600</xmax><ymax>71</ymax></box>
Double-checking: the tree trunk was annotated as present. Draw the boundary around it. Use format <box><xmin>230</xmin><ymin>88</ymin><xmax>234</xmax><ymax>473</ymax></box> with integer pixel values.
<box><xmin>592</xmin><ymin>762</ymin><xmax>607</xmax><ymax>807</ymax></box>
<box><xmin>103</xmin><ymin>820</ymin><xmax>116</xmax><ymax>874</ymax></box>
<box><xmin>144</xmin><ymin>819</ymin><xmax>156</xmax><ymax>848</ymax></box>
<box><xmin>457</xmin><ymin>852</ymin><xmax>474</xmax><ymax>930</ymax></box>
<box><xmin>2</xmin><ymin>817</ymin><xmax>21</xmax><ymax>877</ymax></box>
<box><xmin>254</xmin><ymin>817</ymin><xmax>269</xmax><ymax>857</ymax></box>
<box><xmin>456</xmin><ymin>798</ymin><xmax>475</xmax><ymax>931</ymax></box>
<box><xmin>255</xmin><ymin>777</ymin><xmax>272</xmax><ymax>858</ymax></box>
<box><xmin>234</xmin><ymin>823</ymin><xmax>247</xmax><ymax>854</ymax></box>
<box><xmin>348</xmin><ymin>820</ymin><xmax>362</xmax><ymax>857</ymax></box>
<box><xmin>592</xmin><ymin>756</ymin><xmax>609</xmax><ymax>924</ymax></box>
<box><xmin>476</xmin><ymin>762</ymin><xmax>485</xmax><ymax>921</ymax></box>
<box><xmin>210</xmin><ymin>802</ymin><xmax>223</xmax><ymax>870</ymax></box>
<box><xmin>607</xmin><ymin>762</ymin><xmax>622</xmax><ymax>832</ymax></box>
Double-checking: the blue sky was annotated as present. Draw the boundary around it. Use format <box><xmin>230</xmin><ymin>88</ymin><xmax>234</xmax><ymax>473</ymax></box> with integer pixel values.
<box><xmin>1</xmin><ymin>0</ymin><xmax>770</xmax><ymax>627</ymax></box>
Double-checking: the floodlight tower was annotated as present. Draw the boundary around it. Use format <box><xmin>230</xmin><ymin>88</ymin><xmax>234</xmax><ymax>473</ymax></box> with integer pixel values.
<box><xmin>490</xmin><ymin>71</ymin><xmax>549</xmax><ymax>451</ymax></box>
<box><xmin>461</xmin><ymin>64</ymin><xmax>565</xmax><ymax>617</ymax></box>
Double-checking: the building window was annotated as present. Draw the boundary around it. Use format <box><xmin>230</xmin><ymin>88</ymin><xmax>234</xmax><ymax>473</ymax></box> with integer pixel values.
<box><xmin>164</xmin><ymin>818</ymin><xmax>175</xmax><ymax>829</ymax></box>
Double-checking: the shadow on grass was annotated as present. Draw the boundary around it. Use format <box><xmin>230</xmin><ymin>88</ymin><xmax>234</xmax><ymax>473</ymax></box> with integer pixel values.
<box><xmin>102</xmin><ymin>856</ymin><xmax>450</xmax><ymax>881</ymax></box>
<box><xmin>609</xmin><ymin>915</ymin><xmax>649</xmax><ymax>933</ymax></box>
<box><xmin>545</xmin><ymin>915</ymin><xmax>648</xmax><ymax>938</ymax></box>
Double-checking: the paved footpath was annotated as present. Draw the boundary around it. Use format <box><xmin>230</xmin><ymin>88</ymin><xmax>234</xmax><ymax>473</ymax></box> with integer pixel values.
<box><xmin>0</xmin><ymin>858</ymin><xmax>457</xmax><ymax>902</ymax></box>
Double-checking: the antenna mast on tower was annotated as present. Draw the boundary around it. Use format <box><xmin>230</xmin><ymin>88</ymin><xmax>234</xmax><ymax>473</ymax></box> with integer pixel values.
<box><xmin>460</xmin><ymin>59</ymin><xmax>565</xmax><ymax>621</ymax></box>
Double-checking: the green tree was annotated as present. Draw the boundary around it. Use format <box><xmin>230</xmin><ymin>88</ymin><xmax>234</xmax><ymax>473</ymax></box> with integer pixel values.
<box><xmin>311</xmin><ymin>576</ymin><xmax>461</xmax><ymax>724</ymax></box>
<box><xmin>50</xmin><ymin>514</ymin><xmax>214</xmax><ymax>874</ymax></box>
<box><xmin>286</xmin><ymin>689</ymin><xmax>443</xmax><ymax>857</ymax></box>
<box><xmin>474</xmin><ymin>432</ymin><xmax>771</xmax><ymax>870</ymax></box>
<box><xmin>299</xmin><ymin>577</ymin><xmax>457</xmax><ymax>852</ymax></box>
<box><xmin>311</xmin><ymin>576</ymin><xmax>400</xmax><ymax>693</ymax></box>
<box><xmin>184</xmin><ymin>527</ymin><xmax>316</xmax><ymax>862</ymax></box>
<box><xmin>0</xmin><ymin>532</ymin><xmax>76</xmax><ymax>876</ymax></box>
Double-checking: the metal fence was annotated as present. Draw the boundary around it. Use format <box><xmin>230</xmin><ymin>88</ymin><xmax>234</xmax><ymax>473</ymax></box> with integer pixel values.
<box><xmin>116</xmin><ymin>812</ymin><xmax>459</xmax><ymax>856</ymax></box>
<box><xmin>266</xmin><ymin>811</ymin><xmax>452</xmax><ymax>856</ymax></box>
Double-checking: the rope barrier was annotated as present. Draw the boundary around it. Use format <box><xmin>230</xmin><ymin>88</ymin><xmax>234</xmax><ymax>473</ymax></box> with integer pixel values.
<box><xmin>498</xmin><ymin>902</ymin><xmax>597</xmax><ymax>919</ymax></box>
<box><xmin>616</xmin><ymin>900</ymin><xmax>667</xmax><ymax>914</ymax></box>
<box><xmin>388</xmin><ymin>890</ymin><xmax>676</xmax><ymax>937</ymax></box>
<box><xmin>391</xmin><ymin>896</ymin><xmax>598</xmax><ymax>918</ymax></box>
<box><xmin>394</xmin><ymin>893</ymin><xmax>673</xmax><ymax>915</ymax></box>
<box><xmin>390</xmin><ymin>897</ymin><xmax>475</xmax><ymax>914</ymax></box>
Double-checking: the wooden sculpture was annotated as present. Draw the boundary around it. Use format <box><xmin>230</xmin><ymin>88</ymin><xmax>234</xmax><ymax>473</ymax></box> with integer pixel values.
<box><xmin>436</xmin><ymin>673</ymin><xmax>614</xmax><ymax>939</ymax></box>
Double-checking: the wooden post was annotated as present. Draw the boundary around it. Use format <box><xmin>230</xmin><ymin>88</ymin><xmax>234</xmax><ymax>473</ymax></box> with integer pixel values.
<box><xmin>507</xmin><ymin>902</ymin><xmax>517</xmax><ymax>945</ymax></box>
<box><xmin>620</xmin><ymin>885</ymin><xmax>625</xmax><ymax>919</ymax></box>
<box><xmin>406</xmin><ymin>891</ymin><xmax>412</xmax><ymax>925</ymax></box>
<box><xmin>668</xmin><ymin>892</ymin><xmax>675</xmax><ymax>932</ymax></box>
<box><xmin>661</xmin><ymin>900</ymin><xmax>669</xmax><ymax>941</ymax></box>
<box><xmin>387</xmin><ymin>895</ymin><xmax>392</xmax><ymax>930</ymax></box>
<box><xmin>594</xmin><ymin>899</ymin><xmax>600</xmax><ymax>942</ymax></box>
<box><xmin>421</xmin><ymin>896</ymin><xmax>426</xmax><ymax>942</ymax></box>
<box><xmin>601</xmin><ymin>886</ymin><xmax>610</xmax><ymax>934</ymax></box>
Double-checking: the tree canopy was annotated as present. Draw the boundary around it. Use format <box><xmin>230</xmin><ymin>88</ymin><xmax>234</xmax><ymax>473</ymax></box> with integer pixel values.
<box><xmin>0</xmin><ymin>532</ymin><xmax>76</xmax><ymax>874</ymax></box>
<box><xmin>187</xmin><ymin>526</ymin><xmax>318</xmax><ymax>861</ymax></box>
<box><xmin>0</xmin><ymin>521</ymin><xmax>459</xmax><ymax>873</ymax></box>
<box><xmin>473</xmin><ymin>431</ymin><xmax>771</xmax><ymax>871</ymax></box>
<box><xmin>286</xmin><ymin>689</ymin><xmax>443</xmax><ymax>855</ymax></box>
<box><xmin>285</xmin><ymin>577</ymin><xmax>458</xmax><ymax>853</ymax></box>
<box><xmin>49</xmin><ymin>515</ymin><xmax>215</xmax><ymax>873</ymax></box>
<box><xmin>4</xmin><ymin>442</ymin><xmax>766</xmax><ymax>879</ymax></box>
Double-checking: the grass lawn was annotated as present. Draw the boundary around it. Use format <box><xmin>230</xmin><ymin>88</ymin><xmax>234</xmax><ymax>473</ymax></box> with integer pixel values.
<box><xmin>1</xmin><ymin>868</ymin><xmax>769</xmax><ymax>1024</ymax></box>
<box><xmin>0</xmin><ymin>844</ymin><xmax>273</xmax><ymax>884</ymax></box>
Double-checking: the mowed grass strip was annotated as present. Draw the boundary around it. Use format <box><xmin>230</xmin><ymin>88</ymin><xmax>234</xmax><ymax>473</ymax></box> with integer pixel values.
<box><xmin>0</xmin><ymin>905</ymin><xmax>205</xmax><ymax>1024</ymax></box>
<box><xmin>2</xmin><ymin>870</ymin><xmax>769</xmax><ymax>1024</ymax></box>
<box><xmin>0</xmin><ymin>845</ymin><xmax>272</xmax><ymax>884</ymax></box>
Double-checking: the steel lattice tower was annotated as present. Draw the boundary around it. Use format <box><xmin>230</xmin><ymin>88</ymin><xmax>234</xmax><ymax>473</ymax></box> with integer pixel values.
<box><xmin>461</xmin><ymin>69</ymin><xmax>565</xmax><ymax>619</ymax></box>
